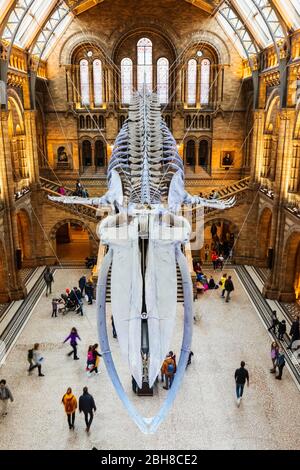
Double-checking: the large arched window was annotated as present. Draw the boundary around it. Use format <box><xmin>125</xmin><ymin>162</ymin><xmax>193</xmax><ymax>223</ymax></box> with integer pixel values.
<box><xmin>157</xmin><ymin>57</ymin><xmax>169</xmax><ymax>104</ymax></box>
<box><xmin>200</xmin><ymin>59</ymin><xmax>210</xmax><ymax>105</ymax></box>
<box><xmin>137</xmin><ymin>37</ymin><xmax>152</xmax><ymax>92</ymax></box>
<box><xmin>187</xmin><ymin>59</ymin><xmax>197</xmax><ymax>106</ymax></box>
<box><xmin>121</xmin><ymin>58</ymin><xmax>133</xmax><ymax>105</ymax></box>
<box><xmin>80</xmin><ymin>59</ymin><xmax>89</xmax><ymax>106</ymax></box>
<box><xmin>93</xmin><ymin>59</ymin><xmax>103</xmax><ymax>107</ymax></box>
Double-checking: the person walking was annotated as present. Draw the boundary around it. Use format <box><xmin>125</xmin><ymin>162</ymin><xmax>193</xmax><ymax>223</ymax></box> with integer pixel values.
<box><xmin>186</xmin><ymin>351</ymin><xmax>194</xmax><ymax>368</ymax></box>
<box><xmin>63</xmin><ymin>327</ymin><xmax>81</xmax><ymax>360</ymax></box>
<box><xmin>275</xmin><ymin>349</ymin><xmax>286</xmax><ymax>380</ymax></box>
<box><xmin>268</xmin><ymin>310</ymin><xmax>279</xmax><ymax>334</ymax></box>
<box><xmin>89</xmin><ymin>344</ymin><xmax>102</xmax><ymax>374</ymax></box>
<box><xmin>220</xmin><ymin>273</ymin><xmax>227</xmax><ymax>298</ymax></box>
<box><xmin>44</xmin><ymin>267</ymin><xmax>54</xmax><ymax>297</ymax></box>
<box><xmin>277</xmin><ymin>319</ymin><xmax>286</xmax><ymax>341</ymax></box>
<box><xmin>211</xmin><ymin>251</ymin><xmax>218</xmax><ymax>271</ymax></box>
<box><xmin>78</xmin><ymin>275</ymin><xmax>86</xmax><ymax>296</ymax></box>
<box><xmin>224</xmin><ymin>275</ymin><xmax>234</xmax><ymax>302</ymax></box>
<box><xmin>28</xmin><ymin>343</ymin><xmax>44</xmax><ymax>376</ymax></box>
<box><xmin>163</xmin><ymin>352</ymin><xmax>176</xmax><ymax>390</ymax></box>
<box><xmin>111</xmin><ymin>316</ymin><xmax>117</xmax><ymax>338</ymax></box>
<box><xmin>270</xmin><ymin>341</ymin><xmax>279</xmax><ymax>373</ymax></box>
<box><xmin>234</xmin><ymin>361</ymin><xmax>249</xmax><ymax>407</ymax></box>
<box><xmin>79</xmin><ymin>387</ymin><xmax>96</xmax><ymax>432</ymax></box>
<box><xmin>0</xmin><ymin>380</ymin><xmax>14</xmax><ymax>417</ymax></box>
<box><xmin>62</xmin><ymin>388</ymin><xmax>77</xmax><ymax>430</ymax></box>
<box><xmin>287</xmin><ymin>317</ymin><xmax>300</xmax><ymax>350</ymax></box>
<box><xmin>52</xmin><ymin>298</ymin><xmax>58</xmax><ymax>318</ymax></box>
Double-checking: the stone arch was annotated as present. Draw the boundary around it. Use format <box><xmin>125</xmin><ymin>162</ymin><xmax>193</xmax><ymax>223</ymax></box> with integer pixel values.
<box><xmin>50</xmin><ymin>218</ymin><xmax>98</xmax><ymax>264</ymax></box>
<box><xmin>59</xmin><ymin>32</ymin><xmax>109</xmax><ymax>65</ymax></box>
<box><xmin>0</xmin><ymin>240</ymin><xmax>10</xmax><ymax>303</ymax></box>
<box><xmin>16</xmin><ymin>208</ymin><xmax>34</xmax><ymax>266</ymax></box>
<box><xmin>200</xmin><ymin>218</ymin><xmax>240</xmax><ymax>261</ymax></box>
<box><xmin>111</xmin><ymin>21</ymin><xmax>179</xmax><ymax>60</ymax></box>
<box><xmin>180</xmin><ymin>30</ymin><xmax>230</xmax><ymax>64</ymax></box>
<box><xmin>49</xmin><ymin>218</ymin><xmax>95</xmax><ymax>241</ymax></box>
<box><xmin>256</xmin><ymin>207</ymin><xmax>272</xmax><ymax>263</ymax></box>
<box><xmin>280</xmin><ymin>231</ymin><xmax>300</xmax><ymax>301</ymax></box>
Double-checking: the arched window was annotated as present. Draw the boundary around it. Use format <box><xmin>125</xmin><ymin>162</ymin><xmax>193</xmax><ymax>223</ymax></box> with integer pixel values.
<box><xmin>186</xmin><ymin>140</ymin><xmax>195</xmax><ymax>167</ymax></box>
<box><xmin>200</xmin><ymin>59</ymin><xmax>210</xmax><ymax>105</ymax></box>
<box><xmin>199</xmin><ymin>139</ymin><xmax>209</xmax><ymax>167</ymax></box>
<box><xmin>95</xmin><ymin>140</ymin><xmax>106</xmax><ymax>167</ymax></box>
<box><xmin>80</xmin><ymin>59</ymin><xmax>89</xmax><ymax>106</ymax></box>
<box><xmin>79</xmin><ymin>115</ymin><xmax>85</xmax><ymax>129</ymax></box>
<box><xmin>199</xmin><ymin>115</ymin><xmax>204</xmax><ymax>128</ymax></box>
<box><xmin>92</xmin><ymin>115</ymin><xmax>98</xmax><ymax>129</ymax></box>
<box><xmin>93</xmin><ymin>59</ymin><xmax>103</xmax><ymax>107</ymax></box>
<box><xmin>121</xmin><ymin>58</ymin><xmax>133</xmax><ymax>105</ymax></box>
<box><xmin>86</xmin><ymin>115</ymin><xmax>91</xmax><ymax>129</ymax></box>
<box><xmin>205</xmin><ymin>115</ymin><xmax>211</xmax><ymax>129</ymax></box>
<box><xmin>99</xmin><ymin>115</ymin><xmax>104</xmax><ymax>129</ymax></box>
<box><xmin>187</xmin><ymin>59</ymin><xmax>197</xmax><ymax>106</ymax></box>
<box><xmin>157</xmin><ymin>57</ymin><xmax>169</xmax><ymax>104</ymax></box>
<box><xmin>137</xmin><ymin>38</ymin><xmax>152</xmax><ymax>92</ymax></box>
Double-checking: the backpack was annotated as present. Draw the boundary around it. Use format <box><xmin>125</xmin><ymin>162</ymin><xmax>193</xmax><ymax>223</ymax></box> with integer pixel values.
<box><xmin>64</xmin><ymin>396</ymin><xmax>74</xmax><ymax>413</ymax></box>
<box><xmin>28</xmin><ymin>349</ymin><xmax>33</xmax><ymax>360</ymax></box>
<box><xmin>167</xmin><ymin>362</ymin><xmax>174</xmax><ymax>374</ymax></box>
<box><xmin>277</xmin><ymin>354</ymin><xmax>285</xmax><ymax>367</ymax></box>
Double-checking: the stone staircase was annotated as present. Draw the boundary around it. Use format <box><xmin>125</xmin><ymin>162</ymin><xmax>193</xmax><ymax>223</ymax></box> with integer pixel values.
<box><xmin>81</xmin><ymin>167</ymin><xmax>106</xmax><ymax>178</ymax></box>
<box><xmin>40</xmin><ymin>177</ymin><xmax>101</xmax><ymax>222</ymax></box>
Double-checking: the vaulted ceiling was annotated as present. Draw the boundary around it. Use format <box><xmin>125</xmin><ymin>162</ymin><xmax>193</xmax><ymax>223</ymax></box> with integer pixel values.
<box><xmin>0</xmin><ymin>0</ymin><xmax>299</xmax><ymax>63</ymax></box>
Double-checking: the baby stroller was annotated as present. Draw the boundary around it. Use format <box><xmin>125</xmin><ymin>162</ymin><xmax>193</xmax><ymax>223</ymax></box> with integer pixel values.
<box><xmin>59</xmin><ymin>293</ymin><xmax>78</xmax><ymax>315</ymax></box>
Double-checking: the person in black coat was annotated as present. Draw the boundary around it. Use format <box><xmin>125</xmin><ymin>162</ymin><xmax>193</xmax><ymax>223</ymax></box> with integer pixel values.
<box><xmin>277</xmin><ymin>319</ymin><xmax>286</xmax><ymax>341</ymax></box>
<box><xmin>268</xmin><ymin>310</ymin><xmax>279</xmax><ymax>333</ymax></box>
<box><xmin>78</xmin><ymin>276</ymin><xmax>86</xmax><ymax>296</ymax></box>
<box><xmin>287</xmin><ymin>318</ymin><xmax>300</xmax><ymax>349</ymax></box>
<box><xmin>224</xmin><ymin>276</ymin><xmax>234</xmax><ymax>302</ymax></box>
<box><xmin>79</xmin><ymin>387</ymin><xmax>96</xmax><ymax>432</ymax></box>
<box><xmin>85</xmin><ymin>281</ymin><xmax>94</xmax><ymax>305</ymax></box>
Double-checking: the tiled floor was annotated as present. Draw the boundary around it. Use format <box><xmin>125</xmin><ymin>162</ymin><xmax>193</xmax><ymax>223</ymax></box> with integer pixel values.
<box><xmin>0</xmin><ymin>268</ymin><xmax>299</xmax><ymax>450</ymax></box>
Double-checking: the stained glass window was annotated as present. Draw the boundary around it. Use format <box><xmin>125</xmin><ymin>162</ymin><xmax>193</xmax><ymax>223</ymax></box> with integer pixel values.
<box><xmin>200</xmin><ymin>59</ymin><xmax>210</xmax><ymax>105</ymax></box>
<box><xmin>93</xmin><ymin>59</ymin><xmax>103</xmax><ymax>107</ymax></box>
<box><xmin>137</xmin><ymin>37</ymin><xmax>152</xmax><ymax>92</ymax></box>
<box><xmin>121</xmin><ymin>58</ymin><xmax>133</xmax><ymax>104</ymax></box>
<box><xmin>157</xmin><ymin>57</ymin><xmax>169</xmax><ymax>104</ymax></box>
<box><xmin>187</xmin><ymin>59</ymin><xmax>197</xmax><ymax>106</ymax></box>
<box><xmin>80</xmin><ymin>59</ymin><xmax>89</xmax><ymax>106</ymax></box>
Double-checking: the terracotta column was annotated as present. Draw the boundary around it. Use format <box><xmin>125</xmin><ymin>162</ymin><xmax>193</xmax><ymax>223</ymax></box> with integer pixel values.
<box><xmin>0</xmin><ymin>110</ymin><xmax>26</xmax><ymax>299</ymax></box>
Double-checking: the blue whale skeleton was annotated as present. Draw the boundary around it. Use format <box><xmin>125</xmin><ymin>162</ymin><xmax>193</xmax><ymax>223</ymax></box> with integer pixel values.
<box><xmin>49</xmin><ymin>89</ymin><xmax>235</xmax><ymax>433</ymax></box>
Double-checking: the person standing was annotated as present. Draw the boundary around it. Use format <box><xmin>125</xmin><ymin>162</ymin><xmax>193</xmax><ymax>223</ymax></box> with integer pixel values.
<box><xmin>234</xmin><ymin>361</ymin><xmax>249</xmax><ymax>407</ymax></box>
<box><xmin>287</xmin><ymin>317</ymin><xmax>300</xmax><ymax>350</ymax></box>
<box><xmin>64</xmin><ymin>327</ymin><xmax>81</xmax><ymax>360</ymax></box>
<box><xmin>78</xmin><ymin>275</ymin><xmax>86</xmax><ymax>296</ymax></box>
<box><xmin>52</xmin><ymin>298</ymin><xmax>58</xmax><ymax>318</ymax></box>
<box><xmin>276</xmin><ymin>349</ymin><xmax>286</xmax><ymax>380</ymax></box>
<box><xmin>85</xmin><ymin>281</ymin><xmax>94</xmax><ymax>305</ymax></box>
<box><xmin>224</xmin><ymin>275</ymin><xmax>234</xmax><ymax>302</ymax></box>
<box><xmin>62</xmin><ymin>388</ymin><xmax>77</xmax><ymax>430</ymax></box>
<box><xmin>270</xmin><ymin>341</ymin><xmax>279</xmax><ymax>373</ymax></box>
<box><xmin>79</xmin><ymin>387</ymin><xmax>96</xmax><ymax>432</ymax></box>
<box><xmin>44</xmin><ymin>267</ymin><xmax>54</xmax><ymax>297</ymax></box>
<box><xmin>211</xmin><ymin>251</ymin><xmax>218</xmax><ymax>271</ymax></box>
<box><xmin>28</xmin><ymin>343</ymin><xmax>45</xmax><ymax>376</ymax></box>
<box><xmin>0</xmin><ymin>380</ymin><xmax>14</xmax><ymax>417</ymax></box>
<box><xmin>268</xmin><ymin>310</ymin><xmax>279</xmax><ymax>333</ymax></box>
<box><xmin>220</xmin><ymin>273</ymin><xmax>227</xmax><ymax>298</ymax></box>
<box><xmin>277</xmin><ymin>319</ymin><xmax>286</xmax><ymax>341</ymax></box>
